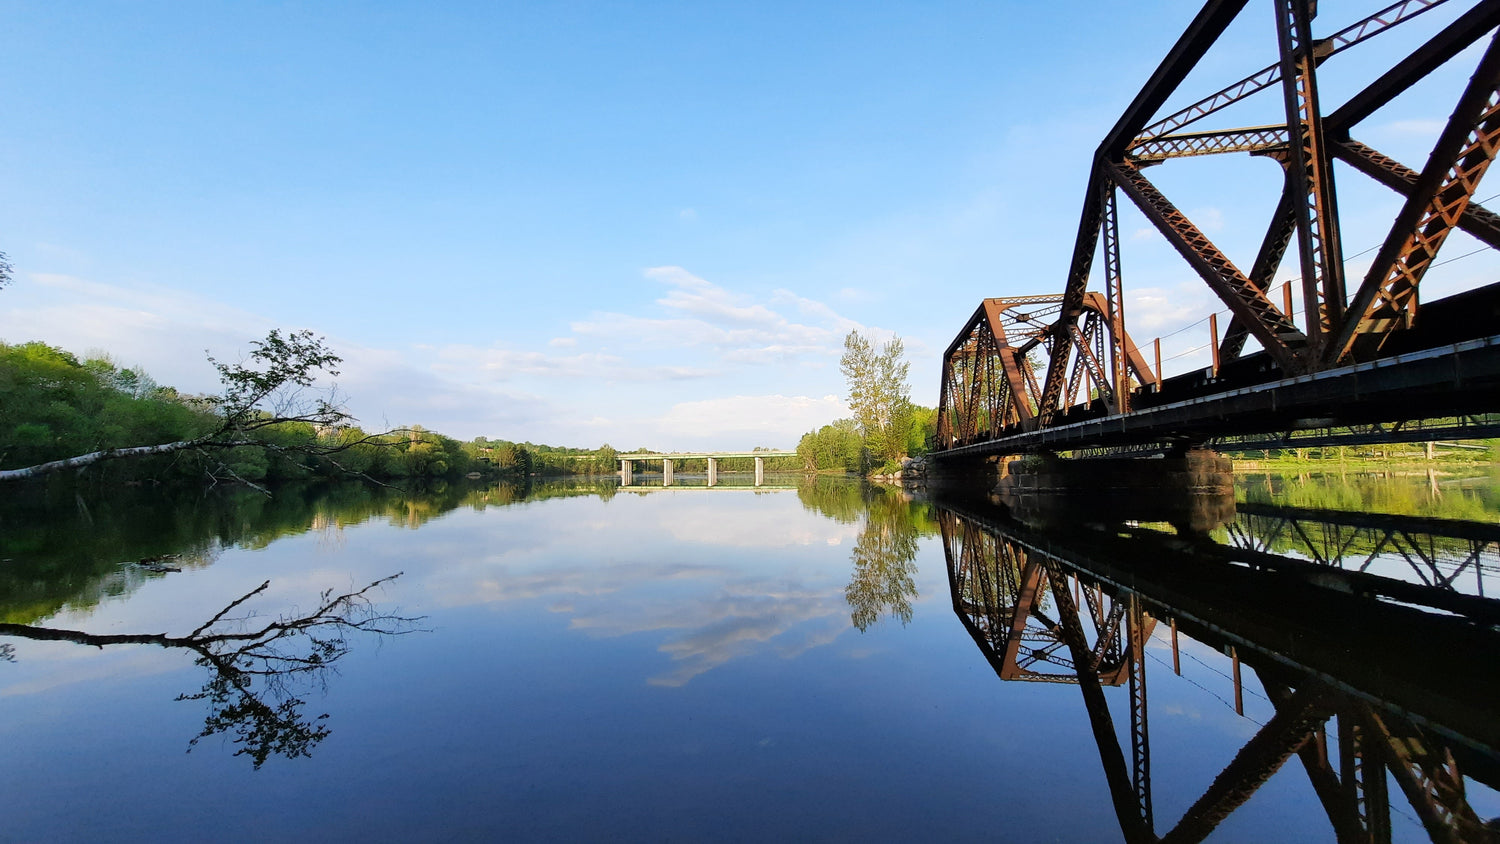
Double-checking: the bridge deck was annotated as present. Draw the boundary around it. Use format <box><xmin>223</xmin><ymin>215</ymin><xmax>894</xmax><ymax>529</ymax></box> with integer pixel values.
<box><xmin>935</xmin><ymin>332</ymin><xmax>1500</xmax><ymax>459</ymax></box>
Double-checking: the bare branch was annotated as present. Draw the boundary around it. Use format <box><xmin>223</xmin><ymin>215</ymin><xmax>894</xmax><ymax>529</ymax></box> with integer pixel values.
<box><xmin>188</xmin><ymin>580</ymin><xmax>272</xmax><ymax>638</ymax></box>
<box><xmin>0</xmin><ymin>573</ymin><xmax>422</xmax><ymax>768</ymax></box>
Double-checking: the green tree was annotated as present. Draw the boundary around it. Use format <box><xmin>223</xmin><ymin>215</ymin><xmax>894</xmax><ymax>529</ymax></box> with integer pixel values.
<box><xmin>796</xmin><ymin>419</ymin><xmax>865</xmax><ymax>472</ymax></box>
<box><xmin>595</xmin><ymin>443</ymin><xmax>619</xmax><ymax>474</ymax></box>
<box><xmin>0</xmin><ymin>330</ymin><xmax>394</xmax><ymax>486</ymax></box>
<box><xmin>840</xmin><ymin>330</ymin><xmax>913</xmax><ymax>467</ymax></box>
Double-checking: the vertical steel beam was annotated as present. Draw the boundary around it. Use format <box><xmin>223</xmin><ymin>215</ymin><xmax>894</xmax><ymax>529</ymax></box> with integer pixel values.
<box><xmin>1128</xmin><ymin>594</ymin><xmax>1154</xmax><ymax>832</ymax></box>
<box><xmin>1044</xmin><ymin>563</ymin><xmax>1156</xmax><ymax>844</ymax></box>
<box><xmin>1040</xmin><ymin>183</ymin><xmax>1105</xmax><ymax>426</ymax></box>
<box><xmin>1102</xmin><ymin>179</ymin><xmax>1130</xmax><ymax>413</ymax></box>
<box><xmin>1339</xmin><ymin>712</ymin><xmax>1393</xmax><ymax>844</ymax></box>
<box><xmin>1276</xmin><ymin>0</ymin><xmax>1347</xmax><ymax>355</ymax></box>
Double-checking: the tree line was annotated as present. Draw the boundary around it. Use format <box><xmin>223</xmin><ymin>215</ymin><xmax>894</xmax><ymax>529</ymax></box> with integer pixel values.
<box><xmin>1</xmin><ymin>325</ymin><xmax>937</xmax><ymax>487</ymax></box>
<box><xmin>0</xmin><ymin>337</ymin><xmax>628</xmax><ymax>488</ymax></box>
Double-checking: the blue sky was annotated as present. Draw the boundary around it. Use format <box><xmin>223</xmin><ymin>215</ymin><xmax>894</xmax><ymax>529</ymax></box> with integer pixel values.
<box><xmin>3</xmin><ymin>1</ymin><xmax>1497</xmax><ymax>449</ymax></box>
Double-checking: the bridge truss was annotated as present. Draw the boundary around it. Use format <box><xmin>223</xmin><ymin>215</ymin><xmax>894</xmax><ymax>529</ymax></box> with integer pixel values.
<box><xmin>936</xmin><ymin>0</ymin><xmax>1500</xmax><ymax>457</ymax></box>
<box><xmin>938</xmin><ymin>502</ymin><xmax>1500</xmax><ymax>843</ymax></box>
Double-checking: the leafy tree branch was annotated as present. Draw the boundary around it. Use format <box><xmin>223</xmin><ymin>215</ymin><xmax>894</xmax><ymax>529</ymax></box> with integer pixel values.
<box><xmin>0</xmin><ymin>329</ymin><xmax>402</xmax><ymax>484</ymax></box>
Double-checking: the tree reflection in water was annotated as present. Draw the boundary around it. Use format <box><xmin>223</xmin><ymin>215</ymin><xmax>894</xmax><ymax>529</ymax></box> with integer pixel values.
<box><xmin>0</xmin><ymin>574</ymin><xmax>420</xmax><ymax>768</ymax></box>
<box><xmin>846</xmin><ymin>489</ymin><xmax>921</xmax><ymax>631</ymax></box>
<box><xmin>938</xmin><ymin>501</ymin><xmax>1500</xmax><ymax>843</ymax></box>
<box><xmin>796</xmin><ymin>479</ymin><xmax>927</xmax><ymax>632</ymax></box>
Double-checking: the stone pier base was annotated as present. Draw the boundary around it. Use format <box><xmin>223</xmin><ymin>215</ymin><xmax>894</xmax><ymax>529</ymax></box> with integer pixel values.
<box><xmin>930</xmin><ymin>448</ymin><xmax>1236</xmax><ymax>534</ymax></box>
<box><xmin>998</xmin><ymin>449</ymin><xmax>1235</xmax><ymax>533</ymax></box>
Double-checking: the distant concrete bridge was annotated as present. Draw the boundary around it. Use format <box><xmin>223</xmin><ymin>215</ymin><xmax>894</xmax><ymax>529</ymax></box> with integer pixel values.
<box><xmin>619</xmin><ymin>451</ymin><xmax>796</xmax><ymax>487</ymax></box>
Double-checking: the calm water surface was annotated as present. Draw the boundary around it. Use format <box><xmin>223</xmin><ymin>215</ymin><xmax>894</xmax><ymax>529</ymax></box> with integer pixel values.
<box><xmin>3</xmin><ymin>471</ymin><xmax>1497</xmax><ymax>841</ymax></box>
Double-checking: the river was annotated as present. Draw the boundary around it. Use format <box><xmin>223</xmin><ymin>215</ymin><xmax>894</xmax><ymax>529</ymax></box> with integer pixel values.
<box><xmin>2</xmin><ymin>469</ymin><xmax>1497</xmax><ymax>842</ymax></box>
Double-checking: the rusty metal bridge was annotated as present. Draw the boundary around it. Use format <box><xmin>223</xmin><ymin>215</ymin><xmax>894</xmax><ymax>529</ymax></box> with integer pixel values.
<box><xmin>938</xmin><ymin>495</ymin><xmax>1500</xmax><ymax>843</ymax></box>
<box><xmin>934</xmin><ymin>0</ymin><xmax>1500</xmax><ymax>464</ymax></box>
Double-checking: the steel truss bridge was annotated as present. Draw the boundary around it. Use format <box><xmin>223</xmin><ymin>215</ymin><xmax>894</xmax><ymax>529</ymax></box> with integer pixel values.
<box><xmin>934</xmin><ymin>0</ymin><xmax>1500</xmax><ymax>462</ymax></box>
<box><xmin>938</xmin><ymin>497</ymin><xmax>1500</xmax><ymax>843</ymax></box>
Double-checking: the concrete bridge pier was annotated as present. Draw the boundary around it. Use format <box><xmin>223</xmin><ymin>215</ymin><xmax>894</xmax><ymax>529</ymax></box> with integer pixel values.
<box><xmin>754</xmin><ymin>457</ymin><xmax>764</xmax><ymax>487</ymax></box>
<box><xmin>707</xmin><ymin>458</ymin><xmax>718</xmax><ymax>487</ymax></box>
<box><xmin>663</xmin><ymin>458</ymin><xmax>674</xmax><ymax>487</ymax></box>
<box><xmin>619</xmin><ymin>459</ymin><xmax>633</xmax><ymax>485</ymax></box>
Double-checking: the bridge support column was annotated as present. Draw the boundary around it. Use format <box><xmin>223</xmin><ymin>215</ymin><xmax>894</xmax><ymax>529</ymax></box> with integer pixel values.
<box><xmin>620</xmin><ymin>459</ymin><xmax>632</xmax><ymax>485</ymax></box>
<box><xmin>754</xmin><ymin>456</ymin><xmax>764</xmax><ymax>487</ymax></box>
<box><xmin>663</xmin><ymin>458</ymin><xmax>674</xmax><ymax>487</ymax></box>
<box><xmin>707</xmin><ymin>458</ymin><xmax>717</xmax><ymax>487</ymax></box>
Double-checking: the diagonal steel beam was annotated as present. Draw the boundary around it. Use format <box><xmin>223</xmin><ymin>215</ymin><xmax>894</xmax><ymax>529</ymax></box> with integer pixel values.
<box><xmin>1104</xmin><ymin>0</ymin><xmax>1252</xmax><ymax>157</ymax></box>
<box><xmin>1223</xmin><ymin>167</ymin><xmax>1299</xmax><ymax>362</ymax></box>
<box><xmin>1260</xmin><ymin>678</ymin><xmax>1370</xmax><ymax>843</ymax></box>
<box><xmin>1330</xmin><ymin>31</ymin><xmax>1500</xmax><ymax>363</ymax></box>
<box><xmin>1109</xmin><ymin>159</ymin><xmax>1308</xmax><ymax>372</ymax></box>
<box><xmin>1327</xmin><ymin>0</ymin><xmax>1500</xmax><ymax>131</ymax></box>
<box><xmin>1361</xmin><ymin>706</ymin><xmax>1486</xmax><ymax>843</ymax></box>
<box><xmin>1161</xmin><ymin>684</ymin><xmax>1336</xmax><ymax>844</ymax></box>
<box><xmin>1333</xmin><ymin>139</ymin><xmax>1500</xmax><ymax>249</ymax></box>
<box><xmin>1043</xmin><ymin>1</ymin><xmax>1250</xmax><ymax>425</ymax></box>
<box><xmin>984</xmin><ymin>301</ymin><xmax>1039</xmax><ymax>429</ymax></box>
<box><xmin>1134</xmin><ymin>0</ymin><xmax>1451</xmax><ymax>145</ymax></box>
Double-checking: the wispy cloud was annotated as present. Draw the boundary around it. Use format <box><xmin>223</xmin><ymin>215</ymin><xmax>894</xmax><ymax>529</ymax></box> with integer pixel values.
<box><xmin>569</xmin><ymin>266</ymin><xmax>861</xmax><ymax>368</ymax></box>
<box><xmin>657</xmin><ymin>394</ymin><xmax>848</xmax><ymax>440</ymax></box>
<box><xmin>431</xmin><ymin>345</ymin><xmax>719</xmax><ymax>382</ymax></box>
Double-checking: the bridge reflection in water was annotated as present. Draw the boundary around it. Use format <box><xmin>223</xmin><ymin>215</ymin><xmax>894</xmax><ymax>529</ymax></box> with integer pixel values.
<box><xmin>937</xmin><ymin>493</ymin><xmax>1500</xmax><ymax>843</ymax></box>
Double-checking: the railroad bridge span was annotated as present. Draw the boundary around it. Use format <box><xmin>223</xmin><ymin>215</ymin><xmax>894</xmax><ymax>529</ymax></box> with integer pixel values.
<box><xmin>933</xmin><ymin>0</ymin><xmax>1500</xmax><ymax>475</ymax></box>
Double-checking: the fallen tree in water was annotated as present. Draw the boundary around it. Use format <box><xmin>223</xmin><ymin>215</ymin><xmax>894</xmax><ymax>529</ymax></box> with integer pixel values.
<box><xmin>0</xmin><ymin>573</ymin><xmax>422</xmax><ymax>767</ymax></box>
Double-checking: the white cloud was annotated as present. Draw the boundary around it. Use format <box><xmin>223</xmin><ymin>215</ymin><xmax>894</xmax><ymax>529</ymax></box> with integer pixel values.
<box><xmin>657</xmin><ymin>394</ymin><xmax>849</xmax><ymax>441</ymax></box>
<box><xmin>650</xmin><ymin>266</ymin><xmax>786</xmax><ymax>328</ymax></box>
<box><xmin>0</xmin><ymin>272</ymin><xmax>274</xmax><ymax>396</ymax></box>
<box><xmin>0</xmin><ymin>266</ymin><xmax>863</xmax><ymax>447</ymax></box>
<box><xmin>1126</xmin><ymin>281</ymin><xmax>1217</xmax><ymax>333</ymax></box>
<box><xmin>567</xmin><ymin>580</ymin><xmax>852</xmax><ymax>687</ymax></box>
<box><xmin>1382</xmin><ymin>119</ymin><xmax>1446</xmax><ymax>135</ymax></box>
<box><xmin>661</xmin><ymin>499</ymin><xmax>863</xmax><ymax>548</ymax></box>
